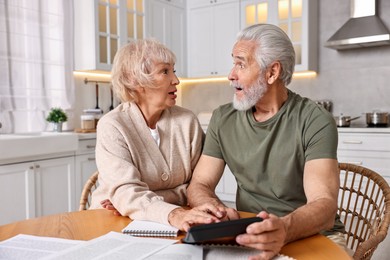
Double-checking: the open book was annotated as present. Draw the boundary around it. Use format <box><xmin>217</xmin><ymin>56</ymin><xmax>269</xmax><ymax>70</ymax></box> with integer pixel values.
<box><xmin>0</xmin><ymin>232</ymin><xmax>295</xmax><ymax>260</ymax></box>
<box><xmin>122</xmin><ymin>220</ymin><xmax>179</xmax><ymax>237</ymax></box>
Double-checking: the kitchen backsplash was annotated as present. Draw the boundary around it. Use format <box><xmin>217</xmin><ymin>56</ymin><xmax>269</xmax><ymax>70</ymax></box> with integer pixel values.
<box><xmin>73</xmin><ymin>74</ymin><xmax>119</xmax><ymax>129</ymax></box>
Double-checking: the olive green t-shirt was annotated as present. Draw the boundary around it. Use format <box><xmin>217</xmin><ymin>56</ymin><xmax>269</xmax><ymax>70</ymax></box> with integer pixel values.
<box><xmin>203</xmin><ymin>90</ymin><xmax>344</xmax><ymax>235</ymax></box>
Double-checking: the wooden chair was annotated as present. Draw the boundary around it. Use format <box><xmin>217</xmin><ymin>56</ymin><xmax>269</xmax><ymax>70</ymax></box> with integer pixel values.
<box><xmin>79</xmin><ymin>171</ymin><xmax>99</xmax><ymax>211</ymax></box>
<box><xmin>338</xmin><ymin>163</ymin><xmax>390</xmax><ymax>259</ymax></box>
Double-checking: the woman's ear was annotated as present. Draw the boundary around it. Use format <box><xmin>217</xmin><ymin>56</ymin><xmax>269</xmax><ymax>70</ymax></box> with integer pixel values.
<box><xmin>134</xmin><ymin>85</ymin><xmax>144</xmax><ymax>94</ymax></box>
<box><xmin>267</xmin><ymin>61</ymin><xmax>281</xmax><ymax>84</ymax></box>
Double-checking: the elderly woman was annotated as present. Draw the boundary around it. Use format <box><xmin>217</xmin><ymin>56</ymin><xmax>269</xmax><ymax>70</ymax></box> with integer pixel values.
<box><xmin>90</xmin><ymin>39</ymin><xmax>217</xmax><ymax>230</ymax></box>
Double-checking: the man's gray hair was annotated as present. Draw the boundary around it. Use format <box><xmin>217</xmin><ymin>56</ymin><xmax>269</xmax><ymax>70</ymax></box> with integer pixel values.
<box><xmin>236</xmin><ymin>24</ymin><xmax>295</xmax><ymax>86</ymax></box>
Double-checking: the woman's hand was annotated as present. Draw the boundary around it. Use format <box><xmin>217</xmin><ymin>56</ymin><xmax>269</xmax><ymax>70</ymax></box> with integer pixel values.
<box><xmin>168</xmin><ymin>203</ymin><xmax>238</xmax><ymax>231</ymax></box>
<box><xmin>100</xmin><ymin>199</ymin><xmax>122</xmax><ymax>216</ymax></box>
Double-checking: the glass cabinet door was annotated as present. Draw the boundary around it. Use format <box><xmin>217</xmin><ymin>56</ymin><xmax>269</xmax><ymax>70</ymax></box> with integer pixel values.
<box><xmin>98</xmin><ymin>0</ymin><xmax>120</xmax><ymax>67</ymax></box>
<box><xmin>74</xmin><ymin>0</ymin><xmax>145</xmax><ymax>72</ymax></box>
<box><xmin>277</xmin><ymin>0</ymin><xmax>303</xmax><ymax>66</ymax></box>
<box><xmin>97</xmin><ymin>0</ymin><xmax>144</xmax><ymax>69</ymax></box>
<box><xmin>240</xmin><ymin>0</ymin><xmax>317</xmax><ymax>72</ymax></box>
<box><xmin>243</xmin><ymin>1</ymin><xmax>269</xmax><ymax>27</ymax></box>
<box><xmin>126</xmin><ymin>0</ymin><xmax>144</xmax><ymax>42</ymax></box>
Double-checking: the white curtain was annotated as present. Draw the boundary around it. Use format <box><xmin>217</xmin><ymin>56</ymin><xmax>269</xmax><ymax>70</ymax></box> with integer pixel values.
<box><xmin>0</xmin><ymin>0</ymin><xmax>74</xmax><ymax>133</ymax></box>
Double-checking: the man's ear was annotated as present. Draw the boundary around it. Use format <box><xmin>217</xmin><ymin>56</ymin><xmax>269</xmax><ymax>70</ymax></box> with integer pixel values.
<box><xmin>267</xmin><ymin>61</ymin><xmax>281</xmax><ymax>84</ymax></box>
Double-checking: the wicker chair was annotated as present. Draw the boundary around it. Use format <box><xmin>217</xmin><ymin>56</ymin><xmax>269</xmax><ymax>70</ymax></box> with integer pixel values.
<box><xmin>79</xmin><ymin>171</ymin><xmax>99</xmax><ymax>211</ymax></box>
<box><xmin>338</xmin><ymin>163</ymin><xmax>390</xmax><ymax>259</ymax></box>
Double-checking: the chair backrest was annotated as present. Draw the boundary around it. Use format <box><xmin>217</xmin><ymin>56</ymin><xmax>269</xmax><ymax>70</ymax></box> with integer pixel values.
<box><xmin>338</xmin><ymin>163</ymin><xmax>390</xmax><ymax>259</ymax></box>
<box><xmin>79</xmin><ymin>171</ymin><xmax>99</xmax><ymax>211</ymax></box>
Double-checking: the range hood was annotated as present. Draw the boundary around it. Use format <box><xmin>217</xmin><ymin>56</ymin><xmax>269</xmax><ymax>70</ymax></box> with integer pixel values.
<box><xmin>325</xmin><ymin>0</ymin><xmax>390</xmax><ymax>50</ymax></box>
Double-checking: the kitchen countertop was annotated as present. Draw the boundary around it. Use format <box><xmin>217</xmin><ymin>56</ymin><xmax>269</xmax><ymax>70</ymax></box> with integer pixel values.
<box><xmin>0</xmin><ymin>131</ymin><xmax>96</xmax><ymax>165</ymax></box>
<box><xmin>76</xmin><ymin>132</ymin><xmax>97</xmax><ymax>139</ymax></box>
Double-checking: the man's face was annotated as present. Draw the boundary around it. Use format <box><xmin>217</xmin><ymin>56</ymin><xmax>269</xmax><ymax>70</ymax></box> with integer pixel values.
<box><xmin>228</xmin><ymin>40</ymin><xmax>268</xmax><ymax>111</ymax></box>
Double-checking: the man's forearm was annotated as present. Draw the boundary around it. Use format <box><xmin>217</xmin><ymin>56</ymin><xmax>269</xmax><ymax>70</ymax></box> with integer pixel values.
<box><xmin>187</xmin><ymin>182</ymin><xmax>224</xmax><ymax>208</ymax></box>
<box><xmin>281</xmin><ymin>198</ymin><xmax>337</xmax><ymax>243</ymax></box>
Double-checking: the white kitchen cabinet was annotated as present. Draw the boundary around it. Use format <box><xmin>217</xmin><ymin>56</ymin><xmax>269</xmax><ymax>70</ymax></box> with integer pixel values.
<box><xmin>74</xmin><ymin>138</ymin><xmax>97</xmax><ymax>211</ymax></box>
<box><xmin>146</xmin><ymin>0</ymin><xmax>186</xmax><ymax>76</ymax></box>
<box><xmin>240</xmin><ymin>0</ymin><xmax>318</xmax><ymax>72</ymax></box>
<box><xmin>337</xmin><ymin>130</ymin><xmax>390</xmax><ymax>212</ymax></box>
<box><xmin>74</xmin><ymin>0</ymin><xmax>145</xmax><ymax>72</ymax></box>
<box><xmin>152</xmin><ymin>0</ymin><xmax>185</xmax><ymax>8</ymax></box>
<box><xmin>34</xmin><ymin>157</ymin><xmax>76</xmax><ymax>217</ymax></box>
<box><xmin>0</xmin><ymin>157</ymin><xmax>75</xmax><ymax>225</ymax></box>
<box><xmin>337</xmin><ymin>131</ymin><xmax>390</xmax><ymax>183</ymax></box>
<box><xmin>188</xmin><ymin>0</ymin><xmax>236</xmax><ymax>9</ymax></box>
<box><xmin>0</xmin><ymin>162</ymin><xmax>33</xmax><ymax>225</ymax></box>
<box><xmin>187</xmin><ymin>0</ymin><xmax>240</xmax><ymax>77</ymax></box>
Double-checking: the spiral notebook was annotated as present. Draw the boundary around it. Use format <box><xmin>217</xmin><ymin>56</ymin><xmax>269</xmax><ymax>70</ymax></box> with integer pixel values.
<box><xmin>122</xmin><ymin>220</ymin><xmax>179</xmax><ymax>237</ymax></box>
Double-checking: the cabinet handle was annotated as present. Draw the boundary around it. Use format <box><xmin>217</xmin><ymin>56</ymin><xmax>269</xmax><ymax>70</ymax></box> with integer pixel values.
<box><xmin>35</xmin><ymin>164</ymin><xmax>40</xmax><ymax>168</ymax></box>
<box><xmin>29</xmin><ymin>166</ymin><xmax>34</xmax><ymax>170</ymax></box>
<box><xmin>86</xmin><ymin>145</ymin><xmax>96</xmax><ymax>149</ymax></box>
<box><xmin>88</xmin><ymin>158</ymin><xmax>96</xmax><ymax>161</ymax></box>
<box><xmin>342</xmin><ymin>140</ymin><xmax>363</xmax><ymax>144</ymax></box>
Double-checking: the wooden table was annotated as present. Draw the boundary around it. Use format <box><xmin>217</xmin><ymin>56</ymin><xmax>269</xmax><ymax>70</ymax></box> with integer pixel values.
<box><xmin>0</xmin><ymin>209</ymin><xmax>351</xmax><ymax>259</ymax></box>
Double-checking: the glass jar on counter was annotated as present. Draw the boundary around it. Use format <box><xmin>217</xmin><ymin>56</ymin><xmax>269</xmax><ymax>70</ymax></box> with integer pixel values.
<box><xmin>81</xmin><ymin>114</ymin><xmax>95</xmax><ymax>130</ymax></box>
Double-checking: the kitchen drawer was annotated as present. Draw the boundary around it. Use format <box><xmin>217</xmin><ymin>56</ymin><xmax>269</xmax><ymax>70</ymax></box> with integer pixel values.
<box><xmin>338</xmin><ymin>153</ymin><xmax>390</xmax><ymax>178</ymax></box>
<box><xmin>76</xmin><ymin>139</ymin><xmax>96</xmax><ymax>155</ymax></box>
<box><xmin>338</xmin><ymin>133</ymin><xmax>390</xmax><ymax>152</ymax></box>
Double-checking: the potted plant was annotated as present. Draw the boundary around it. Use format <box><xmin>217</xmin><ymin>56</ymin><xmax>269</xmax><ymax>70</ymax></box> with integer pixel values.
<box><xmin>46</xmin><ymin>107</ymin><xmax>68</xmax><ymax>132</ymax></box>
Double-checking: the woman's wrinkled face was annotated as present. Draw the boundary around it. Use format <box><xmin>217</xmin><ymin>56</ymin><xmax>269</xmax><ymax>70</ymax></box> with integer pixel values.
<box><xmin>139</xmin><ymin>62</ymin><xmax>180</xmax><ymax>110</ymax></box>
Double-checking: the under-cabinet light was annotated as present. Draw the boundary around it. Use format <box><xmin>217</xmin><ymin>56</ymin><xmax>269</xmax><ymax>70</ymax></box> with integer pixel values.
<box><xmin>73</xmin><ymin>71</ymin><xmax>317</xmax><ymax>83</ymax></box>
<box><xmin>179</xmin><ymin>77</ymin><xmax>229</xmax><ymax>84</ymax></box>
<box><xmin>73</xmin><ymin>71</ymin><xmax>111</xmax><ymax>80</ymax></box>
<box><xmin>292</xmin><ymin>71</ymin><xmax>317</xmax><ymax>78</ymax></box>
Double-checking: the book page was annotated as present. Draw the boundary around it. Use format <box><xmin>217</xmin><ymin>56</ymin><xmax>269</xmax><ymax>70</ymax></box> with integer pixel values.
<box><xmin>204</xmin><ymin>245</ymin><xmax>295</xmax><ymax>260</ymax></box>
<box><xmin>144</xmin><ymin>244</ymin><xmax>203</xmax><ymax>260</ymax></box>
<box><xmin>0</xmin><ymin>234</ymin><xmax>82</xmax><ymax>260</ymax></box>
<box><xmin>43</xmin><ymin>231</ymin><xmax>178</xmax><ymax>260</ymax></box>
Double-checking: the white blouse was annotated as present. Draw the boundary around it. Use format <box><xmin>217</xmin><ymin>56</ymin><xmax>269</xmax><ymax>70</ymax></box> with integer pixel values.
<box><xmin>149</xmin><ymin>127</ymin><xmax>160</xmax><ymax>146</ymax></box>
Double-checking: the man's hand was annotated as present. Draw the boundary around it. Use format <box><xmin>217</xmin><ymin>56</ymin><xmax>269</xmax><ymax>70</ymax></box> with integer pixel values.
<box><xmin>100</xmin><ymin>199</ymin><xmax>122</xmax><ymax>216</ymax></box>
<box><xmin>236</xmin><ymin>211</ymin><xmax>287</xmax><ymax>260</ymax></box>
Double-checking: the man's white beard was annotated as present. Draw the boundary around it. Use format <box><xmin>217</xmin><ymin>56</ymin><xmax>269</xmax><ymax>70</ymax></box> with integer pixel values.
<box><xmin>232</xmin><ymin>76</ymin><xmax>268</xmax><ymax>111</ymax></box>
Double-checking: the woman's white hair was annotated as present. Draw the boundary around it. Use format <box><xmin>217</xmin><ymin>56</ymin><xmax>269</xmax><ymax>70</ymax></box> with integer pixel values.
<box><xmin>111</xmin><ymin>39</ymin><xmax>176</xmax><ymax>102</ymax></box>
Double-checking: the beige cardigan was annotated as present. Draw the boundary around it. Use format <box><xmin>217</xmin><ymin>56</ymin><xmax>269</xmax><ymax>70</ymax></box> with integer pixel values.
<box><xmin>90</xmin><ymin>102</ymin><xmax>204</xmax><ymax>225</ymax></box>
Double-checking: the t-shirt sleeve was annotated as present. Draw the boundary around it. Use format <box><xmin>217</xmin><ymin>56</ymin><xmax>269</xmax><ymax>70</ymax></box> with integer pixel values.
<box><xmin>202</xmin><ymin>108</ymin><xmax>224</xmax><ymax>159</ymax></box>
<box><xmin>304</xmin><ymin>110</ymin><xmax>338</xmax><ymax>161</ymax></box>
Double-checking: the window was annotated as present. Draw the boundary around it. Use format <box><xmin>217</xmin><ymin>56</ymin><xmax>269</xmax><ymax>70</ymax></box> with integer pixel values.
<box><xmin>0</xmin><ymin>0</ymin><xmax>74</xmax><ymax>133</ymax></box>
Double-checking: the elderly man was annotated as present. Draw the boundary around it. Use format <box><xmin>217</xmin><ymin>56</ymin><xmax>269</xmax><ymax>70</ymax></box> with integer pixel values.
<box><xmin>187</xmin><ymin>24</ymin><xmax>346</xmax><ymax>260</ymax></box>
